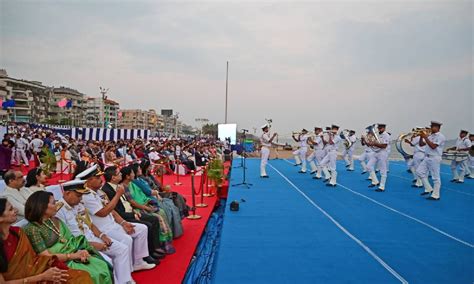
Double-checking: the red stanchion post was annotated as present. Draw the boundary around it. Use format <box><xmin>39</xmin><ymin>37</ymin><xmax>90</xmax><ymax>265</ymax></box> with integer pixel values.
<box><xmin>203</xmin><ymin>163</ymin><xmax>212</xmax><ymax>197</ymax></box>
<box><xmin>186</xmin><ymin>171</ymin><xmax>201</xmax><ymax>220</ymax></box>
<box><xmin>196</xmin><ymin>167</ymin><xmax>208</xmax><ymax>208</ymax></box>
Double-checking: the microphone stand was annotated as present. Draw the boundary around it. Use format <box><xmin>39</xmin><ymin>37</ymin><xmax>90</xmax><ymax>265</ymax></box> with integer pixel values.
<box><xmin>232</xmin><ymin>130</ymin><xmax>252</xmax><ymax>188</ymax></box>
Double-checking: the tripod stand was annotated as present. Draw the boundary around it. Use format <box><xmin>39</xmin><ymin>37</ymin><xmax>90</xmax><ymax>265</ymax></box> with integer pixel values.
<box><xmin>233</xmin><ymin>130</ymin><xmax>252</xmax><ymax>188</ymax></box>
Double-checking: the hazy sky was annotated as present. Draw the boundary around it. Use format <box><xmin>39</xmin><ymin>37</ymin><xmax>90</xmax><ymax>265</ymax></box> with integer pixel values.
<box><xmin>1</xmin><ymin>0</ymin><xmax>472</xmax><ymax>138</ymax></box>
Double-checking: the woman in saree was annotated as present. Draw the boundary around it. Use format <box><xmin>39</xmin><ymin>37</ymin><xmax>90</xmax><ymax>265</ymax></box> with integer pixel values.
<box><xmin>0</xmin><ymin>198</ymin><xmax>93</xmax><ymax>283</ymax></box>
<box><xmin>23</xmin><ymin>191</ymin><xmax>112</xmax><ymax>284</ymax></box>
<box><xmin>140</xmin><ymin>159</ymin><xmax>189</xmax><ymax>219</ymax></box>
<box><xmin>131</xmin><ymin>162</ymin><xmax>183</xmax><ymax>238</ymax></box>
<box><xmin>120</xmin><ymin>166</ymin><xmax>176</xmax><ymax>254</ymax></box>
<box><xmin>25</xmin><ymin>167</ymin><xmax>48</xmax><ymax>192</ymax></box>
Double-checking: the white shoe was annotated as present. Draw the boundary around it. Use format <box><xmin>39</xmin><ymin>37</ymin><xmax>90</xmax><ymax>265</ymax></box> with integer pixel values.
<box><xmin>133</xmin><ymin>262</ymin><xmax>156</xmax><ymax>271</ymax></box>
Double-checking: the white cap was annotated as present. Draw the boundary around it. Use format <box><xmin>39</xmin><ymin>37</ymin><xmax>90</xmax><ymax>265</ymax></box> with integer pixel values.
<box><xmin>261</xmin><ymin>124</ymin><xmax>269</xmax><ymax>129</ymax></box>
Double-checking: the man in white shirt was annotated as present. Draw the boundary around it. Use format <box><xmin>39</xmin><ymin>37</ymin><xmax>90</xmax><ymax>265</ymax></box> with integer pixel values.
<box><xmin>404</xmin><ymin>133</ymin><xmax>426</xmax><ymax>188</ymax></box>
<box><xmin>260</xmin><ymin>124</ymin><xmax>277</xmax><ymax>178</ymax></box>
<box><xmin>364</xmin><ymin>123</ymin><xmax>390</xmax><ymax>192</ymax></box>
<box><xmin>359</xmin><ymin>131</ymin><xmax>374</xmax><ymax>176</ymax></box>
<box><xmin>447</xmin><ymin>130</ymin><xmax>471</xmax><ymax>183</ymax></box>
<box><xmin>292</xmin><ymin>129</ymin><xmax>311</xmax><ymax>173</ymax></box>
<box><xmin>417</xmin><ymin>121</ymin><xmax>446</xmax><ymax>201</ymax></box>
<box><xmin>320</xmin><ymin>125</ymin><xmax>342</xmax><ymax>187</ymax></box>
<box><xmin>56</xmin><ymin>180</ymin><xmax>136</xmax><ymax>283</ymax></box>
<box><xmin>468</xmin><ymin>134</ymin><xmax>474</xmax><ymax>179</ymax></box>
<box><xmin>342</xmin><ymin>130</ymin><xmax>357</xmax><ymax>171</ymax></box>
<box><xmin>14</xmin><ymin>133</ymin><xmax>30</xmax><ymax>167</ymax></box>
<box><xmin>29</xmin><ymin>134</ymin><xmax>44</xmax><ymax>167</ymax></box>
<box><xmin>307</xmin><ymin>127</ymin><xmax>325</xmax><ymax>178</ymax></box>
<box><xmin>0</xmin><ymin>170</ymin><xmax>34</xmax><ymax>217</ymax></box>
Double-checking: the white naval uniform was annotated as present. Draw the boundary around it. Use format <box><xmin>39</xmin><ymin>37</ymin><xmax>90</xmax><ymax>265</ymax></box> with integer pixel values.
<box><xmin>469</xmin><ymin>146</ymin><xmax>474</xmax><ymax>178</ymax></box>
<box><xmin>55</xmin><ymin>198</ymin><xmax>133</xmax><ymax>284</ymax></box>
<box><xmin>293</xmin><ymin>134</ymin><xmax>310</xmax><ymax>172</ymax></box>
<box><xmin>451</xmin><ymin>137</ymin><xmax>472</xmax><ymax>182</ymax></box>
<box><xmin>416</xmin><ymin>132</ymin><xmax>446</xmax><ymax>199</ymax></box>
<box><xmin>307</xmin><ymin>136</ymin><xmax>326</xmax><ymax>178</ymax></box>
<box><xmin>410</xmin><ymin>136</ymin><xmax>426</xmax><ymax>187</ymax></box>
<box><xmin>342</xmin><ymin>134</ymin><xmax>357</xmax><ymax>170</ymax></box>
<box><xmin>30</xmin><ymin>138</ymin><xmax>44</xmax><ymax>154</ymax></box>
<box><xmin>320</xmin><ymin>134</ymin><xmax>342</xmax><ymax>185</ymax></box>
<box><xmin>81</xmin><ymin>189</ymin><xmax>150</xmax><ymax>269</ymax></box>
<box><xmin>366</xmin><ymin>131</ymin><xmax>390</xmax><ymax>190</ymax></box>
<box><xmin>260</xmin><ymin>132</ymin><xmax>272</xmax><ymax>177</ymax></box>
<box><xmin>15</xmin><ymin>137</ymin><xmax>30</xmax><ymax>166</ymax></box>
<box><xmin>359</xmin><ymin>145</ymin><xmax>374</xmax><ymax>173</ymax></box>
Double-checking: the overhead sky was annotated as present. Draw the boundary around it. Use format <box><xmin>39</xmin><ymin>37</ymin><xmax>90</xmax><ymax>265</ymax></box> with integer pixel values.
<box><xmin>1</xmin><ymin>0</ymin><xmax>472</xmax><ymax>139</ymax></box>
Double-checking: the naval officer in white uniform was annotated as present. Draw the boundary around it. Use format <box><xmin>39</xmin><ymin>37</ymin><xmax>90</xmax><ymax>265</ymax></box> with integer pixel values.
<box><xmin>260</xmin><ymin>124</ymin><xmax>277</xmax><ymax>178</ymax></box>
<box><xmin>417</xmin><ymin>121</ymin><xmax>446</xmax><ymax>201</ymax></box>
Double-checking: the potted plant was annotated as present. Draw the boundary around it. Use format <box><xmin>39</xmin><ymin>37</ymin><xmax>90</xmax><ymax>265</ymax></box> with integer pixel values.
<box><xmin>207</xmin><ymin>158</ymin><xmax>225</xmax><ymax>195</ymax></box>
<box><xmin>39</xmin><ymin>146</ymin><xmax>56</xmax><ymax>177</ymax></box>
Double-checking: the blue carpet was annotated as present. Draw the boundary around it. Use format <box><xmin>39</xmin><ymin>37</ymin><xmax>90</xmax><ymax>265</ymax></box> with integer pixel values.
<box><xmin>212</xmin><ymin>158</ymin><xmax>473</xmax><ymax>284</ymax></box>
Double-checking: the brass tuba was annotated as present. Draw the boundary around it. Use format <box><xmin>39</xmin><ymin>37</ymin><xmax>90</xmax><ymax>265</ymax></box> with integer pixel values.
<box><xmin>339</xmin><ymin>129</ymin><xmax>353</xmax><ymax>149</ymax></box>
<box><xmin>363</xmin><ymin>124</ymin><xmax>380</xmax><ymax>144</ymax></box>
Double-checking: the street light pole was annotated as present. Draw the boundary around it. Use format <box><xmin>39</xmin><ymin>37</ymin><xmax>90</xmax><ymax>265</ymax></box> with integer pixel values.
<box><xmin>225</xmin><ymin>61</ymin><xmax>229</xmax><ymax>124</ymax></box>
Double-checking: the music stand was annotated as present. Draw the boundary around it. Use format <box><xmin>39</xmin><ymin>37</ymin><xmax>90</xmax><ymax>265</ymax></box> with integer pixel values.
<box><xmin>232</xmin><ymin>130</ymin><xmax>252</xmax><ymax>188</ymax></box>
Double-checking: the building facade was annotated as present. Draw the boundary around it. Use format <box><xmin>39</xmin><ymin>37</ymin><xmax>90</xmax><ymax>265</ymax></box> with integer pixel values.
<box><xmin>49</xmin><ymin>87</ymin><xmax>87</xmax><ymax>126</ymax></box>
<box><xmin>0</xmin><ymin>69</ymin><xmax>51</xmax><ymax>123</ymax></box>
<box><xmin>118</xmin><ymin>109</ymin><xmax>163</xmax><ymax>131</ymax></box>
<box><xmin>85</xmin><ymin>97</ymin><xmax>120</xmax><ymax>128</ymax></box>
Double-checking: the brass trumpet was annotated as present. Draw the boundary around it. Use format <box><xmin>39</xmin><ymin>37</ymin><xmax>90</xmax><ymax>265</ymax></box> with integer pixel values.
<box><xmin>411</xmin><ymin>127</ymin><xmax>431</xmax><ymax>137</ymax></box>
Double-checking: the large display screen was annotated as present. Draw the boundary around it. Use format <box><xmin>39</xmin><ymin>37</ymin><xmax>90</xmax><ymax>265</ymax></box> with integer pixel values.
<box><xmin>218</xmin><ymin>124</ymin><xmax>237</xmax><ymax>144</ymax></box>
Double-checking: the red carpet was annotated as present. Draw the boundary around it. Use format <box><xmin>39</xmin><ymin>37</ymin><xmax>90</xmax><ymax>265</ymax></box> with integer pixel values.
<box><xmin>132</xmin><ymin>173</ymin><xmax>219</xmax><ymax>284</ymax></box>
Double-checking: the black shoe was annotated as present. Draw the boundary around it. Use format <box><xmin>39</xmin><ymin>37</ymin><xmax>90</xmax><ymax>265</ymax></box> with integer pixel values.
<box><xmin>375</xmin><ymin>188</ymin><xmax>384</xmax><ymax>192</ymax></box>
<box><xmin>310</xmin><ymin>171</ymin><xmax>316</xmax><ymax>174</ymax></box>
<box><xmin>450</xmin><ymin>179</ymin><xmax>458</xmax><ymax>183</ymax></box>
<box><xmin>151</xmin><ymin>252</ymin><xmax>165</xmax><ymax>259</ymax></box>
<box><xmin>263</xmin><ymin>175</ymin><xmax>269</xmax><ymax>178</ymax></box>
<box><xmin>298</xmin><ymin>170</ymin><xmax>306</xmax><ymax>173</ymax></box>
<box><xmin>345</xmin><ymin>164</ymin><xmax>350</xmax><ymax>168</ymax></box>
<box><xmin>407</xmin><ymin>169</ymin><xmax>412</xmax><ymax>173</ymax></box>
<box><xmin>144</xmin><ymin>256</ymin><xmax>160</xmax><ymax>265</ymax></box>
<box><xmin>361</xmin><ymin>171</ymin><xmax>367</xmax><ymax>175</ymax></box>
<box><xmin>347</xmin><ymin>169</ymin><xmax>354</xmax><ymax>171</ymax></box>
<box><xmin>326</xmin><ymin>183</ymin><xmax>336</xmax><ymax>187</ymax></box>
<box><xmin>454</xmin><ymin>180</ymin><xmax>464</xmax><ymax>183</ymax></box>
<box><xmin>426</xmin><ymin>196</ymin><xmax>440</xmax><ymax>201</ymax></box>
<box><xmin>323</xmin><ymin>179</ymin><xmax>330</xmax><ymax>183</ymax></box>
<box><xmin>412</xmin><ymin>179</ymin><xmax>417</xmax><ymax>183</ymax></box>
<box><xmin>411</xmin><ymin>184</ymin><xmax>422</xmax><ymax>188</ymax></box>
<box><xmin>313</xmin><ymin>176</ymin><xmax>321</xmax><ymax>179</ymax></box>
<box><xmin>368</xmin><ymin>183</ymin><xmax>379</xmax><ymax>188</ymax></box>
<box><xmin>366</xmin><ymin>178</ymin><xmax>372</xmax><ymax>181</ymax></box>
<box><xmin>294</xmin><ymin>163</ymin><xmax>301</xmax><ymax>166</ymax></box>
<box><xmin>420</xmin><ymin>191</ymin><xmax>431</xmax><ymax>196</ymax></box>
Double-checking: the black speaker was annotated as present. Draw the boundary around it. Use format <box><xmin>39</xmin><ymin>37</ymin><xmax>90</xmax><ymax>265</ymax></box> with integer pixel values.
<box><xmin>230</xmin><ymin>200</ymin><xmax>239</xmax><ymax>211</ymax></box>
